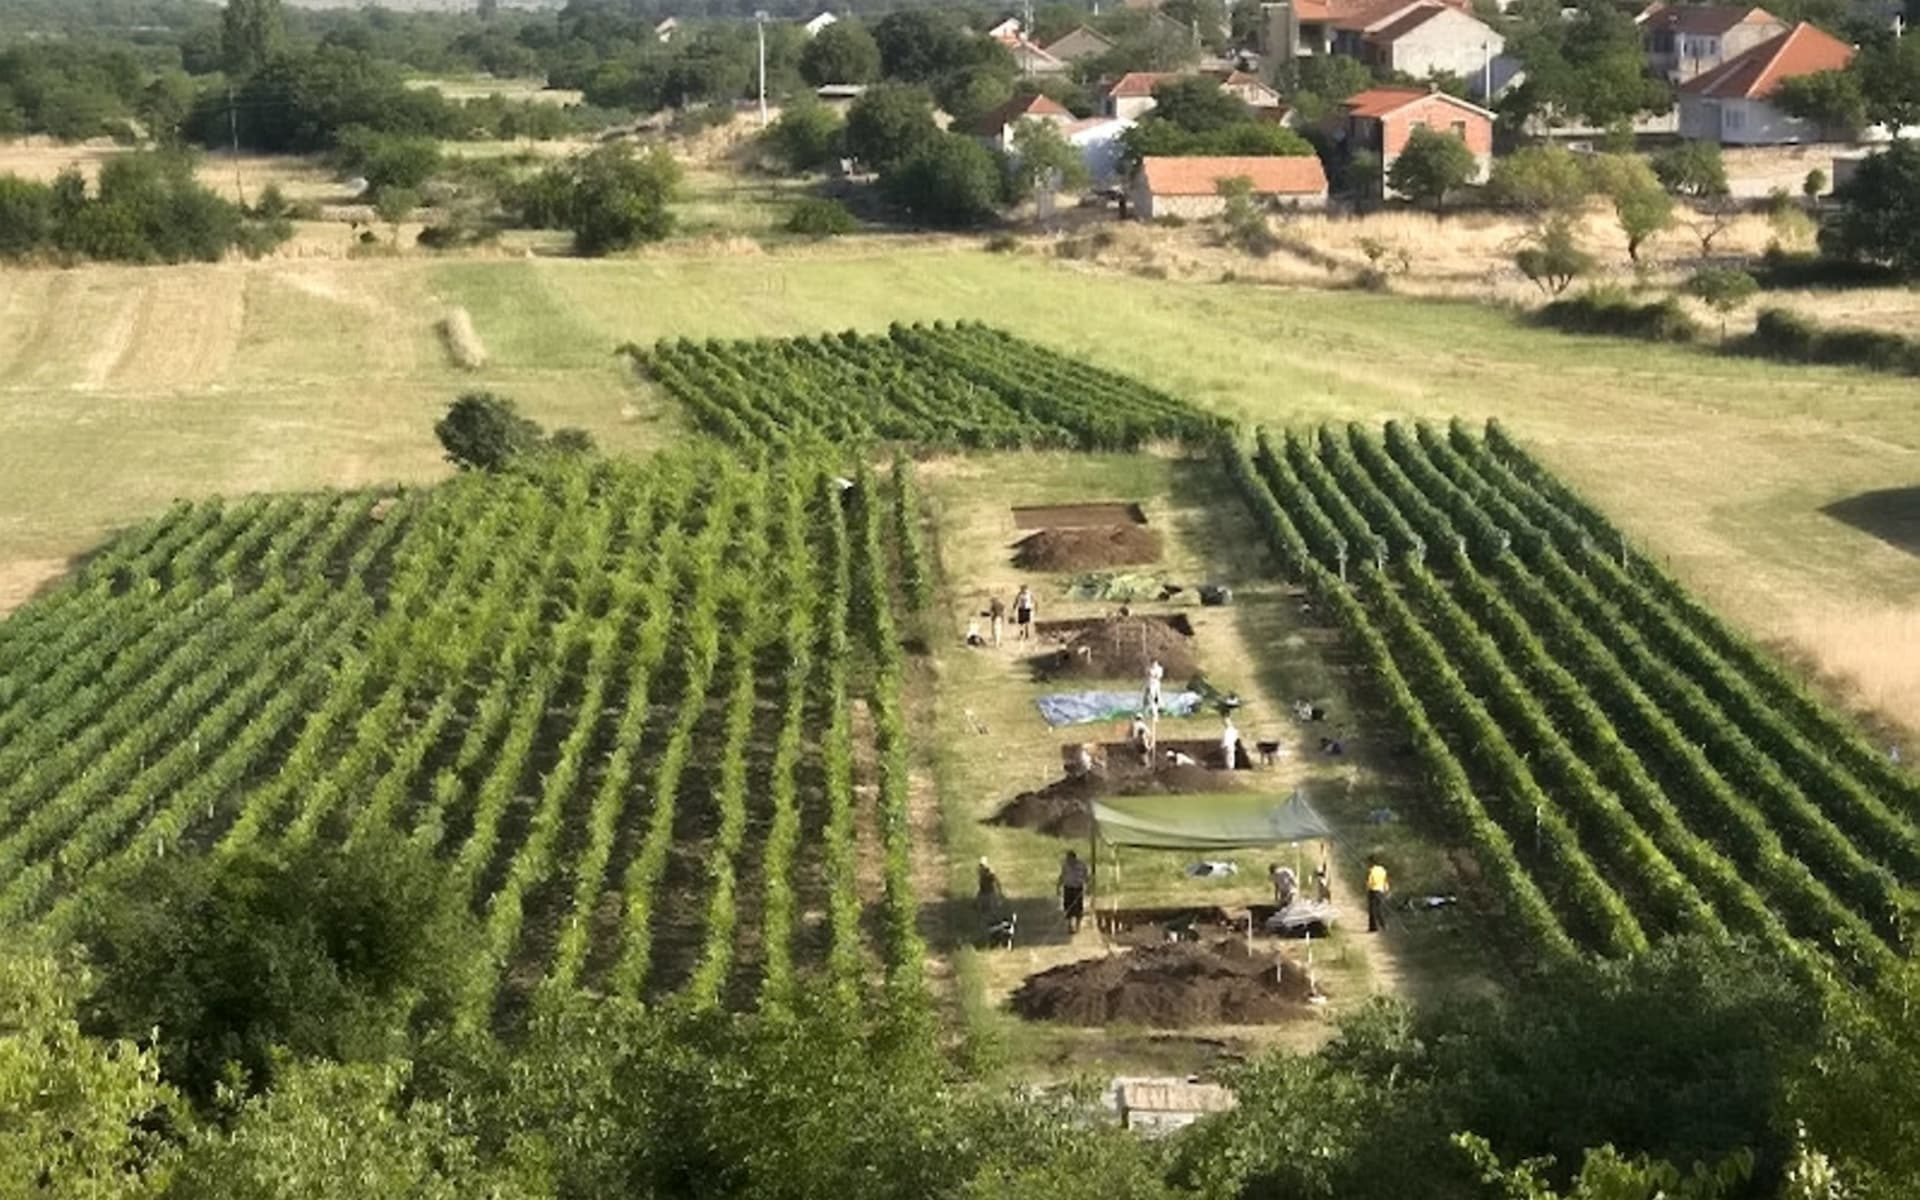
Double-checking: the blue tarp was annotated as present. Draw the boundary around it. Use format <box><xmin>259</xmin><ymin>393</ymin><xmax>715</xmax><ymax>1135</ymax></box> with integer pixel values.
<box><xmin>1036</xmin><ymin>690</ymin><xmax>1204</xmax><ymax>728</ymax></box>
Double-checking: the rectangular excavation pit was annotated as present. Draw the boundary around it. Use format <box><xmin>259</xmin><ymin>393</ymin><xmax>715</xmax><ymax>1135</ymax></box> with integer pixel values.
<box><xmin>1012</xmin><ymin>501</ymin><xmax>1148</xmax><ymax>529</ymax></box>
<box><xmin>1063</xmin><ymin>739</ymin><xmax>1257</xmax><ymax>773</ymax></box>
<box><xmin>1036</xmin><ymin>613</ymin><xmax>1194</xmax><ymax>640</ymax></box>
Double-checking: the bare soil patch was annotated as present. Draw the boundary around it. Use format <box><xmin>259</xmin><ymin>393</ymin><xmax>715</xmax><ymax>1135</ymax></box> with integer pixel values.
<box><xmin>1010</xmin><ymin>939</ymin><xmax>1314</xmax><ymax>1027</ymax></box>
<box><xmin>1012</xmin><ymin>501</ymin><xmax>1147</xmax><ymax>529</ymax></box>
<box><xmin>1041</xmin><ymin>613</ymin><xmax>1196</xmax><ymax>680</ymax></box>
<box><xmin>1014</xmin><ymin>525</ymin><xmax>1161</xmax><ymax>571</ymax></box>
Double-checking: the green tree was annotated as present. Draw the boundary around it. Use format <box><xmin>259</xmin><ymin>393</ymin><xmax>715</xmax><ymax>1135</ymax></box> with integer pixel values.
<box><xmin>1504</xmin><ymin>0</ymin><xmax>1671</xmax><ymax>129</ymax></box>
<box><xmin>1486</xmin><ymin>145</ymin><xmax>1594</xmax><ymax>215</ymax></box>
<box><xmin>1009</xmin><ymin>116</ymin><xmax>1089</xmax><ymax>209</ymax></box>
<box><xmin>169</xmin><ymin>1061</ymin><xmax>536</xmax><ymax>1200</ymax></box>
<box><xmin>1282</xmin><ymin>52</ymin><xmax>1375</xmax><ymax>120</ymax></box>
<box><xmin>0</xmin><ymin>175</ymin><xmax>55</xmax><ymax>259</ymax></box>
<box><xmin>1775</xmin><ymin>68</ymin><xmax>1867</xmax><ymax>134</ymax></box>
<box><xmin>77</xmin><ymin>837</ymin><xmax>477</xmax><ymax>1105</ymax></box>
<box><xmin>437</xmin><ymin>391</ymin><xmax>546</xmax><ymax>470</ymax></box>
<box><xmin>221</xmin><ymin>0</ymin><xmax>286</xmax><ymax>79</ymax></box>
<box><xmin>335</xmin><ymin>128</ymin><xmax>444</xmax><ymax>194</ymax></box>
<box><xmin>138</xmin><ymin>70</ymin><xmax>197</xmax><ymax>146</ymax></box>
<box><xmin>373</xmin><ymin>186</ymin><xmax>417</xmax><ymax>245</ymax></box>
<box><xmin>800</xmin><ymin>21</ymin><xmax>881</xmax><ymax>86</ymax></box>
<box><xmin>844</xmin><ymin>83</ymin><xmax>939</xmax><ymax>172</ymax></box>
<box><xmin>1388</xmin><ymin>126</ymin><xmax>1476</xmax><ymax>210</ymax></box>
<box><xmin>766</xmin><ymin>99</ymin><xmax>844</xmax><ymax>172</ymax></box>
<box><xmin>1586</xmin><ymin>153</ymin><xmax>1672</xmax><ymax>262</ymax></box>
<box><xmin>882</xmin><ymin>131</ymin><xmax>1004</xmax><ymax>227</ymax></box>
<box><xmin>871</xmin><ymin>9</ymin><xmax>971</xmax><ymax>82</ymax></box>
<box><xmin>560</xmin><ymin>143</ymin><xmax>680</xmax><ymax>255</ymax></box>
<box><xmin>1650</xmin><ymin>140</ymin><xmax>1728</xmax><ymax>197</ymax></box>
<box><xmin>1819</xmin><ymin>139</ymin><xmax>1920</xmax><ymax>277</ymax></box>
<box><xmin>1854</xmin><ymin>33</ymin><xmax>1920</xmax><ymax>132</ymax></box>
<box><xmin>0</xmin><ymin>953</ymin><xmax>178</xmax><ymax>1198</ymax></box>
<box><xmin>1149</xmin><ymin>74</ymin><xmax>1251</xmax><ymax>132</ymax></box>
<box><xmin>936</xmin><ymin>68</ymin><xmax>1016</xmax><ymax>130</ymax></box>
<box><xmin>1516</xmin><ymin>217</ymin><xmax>1594</xmax><ymax>294</ymax></box>
<box><xmin>1216</xmin><ymin>174</ymin><xmax>1278</xmax><ymax>254</ymax></box>
<box><xmin>1455</xmin><ymin>1135</ymin><xmax>1752</xmax><ymax>1200</ymax></box>
<box><xmin>1683</xmin><ymin>266</ymin><xmax>1759</xmax><ymax>334</ymax></box>
<box><xmin>1160</xmin><ymin>0</ymin><xmax>1230</xmax><ymax>51</ymax></box>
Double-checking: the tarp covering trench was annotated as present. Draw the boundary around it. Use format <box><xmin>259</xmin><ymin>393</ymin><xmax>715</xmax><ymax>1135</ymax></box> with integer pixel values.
<box><xmin>1092</xmin><ymin>791</ymin><xmax>1334</xmax><ymax>851</ymax></box>
<box><xmin>1036</xmin><ymin>690</ymin><xmax>1204</xmax><ymax>727</ymax></box>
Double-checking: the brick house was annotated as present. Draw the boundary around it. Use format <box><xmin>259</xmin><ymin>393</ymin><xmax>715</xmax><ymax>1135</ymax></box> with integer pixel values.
<box><xmin>1676</xmin><ymin>21</ymin><xmax>1854</xmax><ymax>144</ymax></box>
<box><xmin>1339</xmin><ymin>86</ymin><xmax>1495</xmax><ymax>192</ymax></box>
<box><xmin>1268</xmin><ymin>0</ymin><xmax>1473</xmax><ymax>58</ymax></box>
<box><xmin>1129</xmin><ymin>155</ymin><xmax>1329</xmax><ymax>218</ymax></box>
<box><xmin>1360</xmin><ymin>5</ymin><xmax>1506</xmax><ymax>95</ymax></box>
<box><xmin>1640</xmin><ymin>3</ymin><xmax>1786</xmax><ymax>82</ymax></box>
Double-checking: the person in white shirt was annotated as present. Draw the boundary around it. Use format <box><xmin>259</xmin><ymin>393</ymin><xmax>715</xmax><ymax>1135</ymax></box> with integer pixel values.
<box><xmin>1220</xmin><ymin>716</ymin><xmax>1241</xmax><ymax>769</ymax></box>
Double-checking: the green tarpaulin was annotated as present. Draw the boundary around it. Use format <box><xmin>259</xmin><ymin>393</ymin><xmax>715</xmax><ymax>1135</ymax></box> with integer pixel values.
<box><xmin>1092</xmin><ymin>791</ymin><xmax>1334</xmax><ymax>851</ymax></box>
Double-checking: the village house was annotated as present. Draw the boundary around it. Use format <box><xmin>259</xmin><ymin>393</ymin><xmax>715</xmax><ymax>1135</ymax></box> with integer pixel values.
<box><xmin>1265</xmin><ymin>0</ymin><xmax>1472</xmax><ymax>59</ymax></box>
<box><xmin>1339</xmin><ymin>85</ymin><xmax>1495</xmax><ymax>193</ymax></box>
<box><xmin>986</xmin><ymin>16</ymin><xmax>1025</xmax><ymax>43</ymax></box>
<box><xmin>1676</xmin><ymin>21</ymin><xmax>1854</xmax><ymax>144</ymax></box>
<box><xmin>802</xmin><ymin>11</ymin><xmax>838</xmax><ymax>37</ymax></box>
<box><xmin>1640</xmin><ymin>3</ymin><xmax>1786</xmax><ymax>82</ymax></box>
<box><xmin>973</xmin><ymin>92</ymin><xmax>1074</xmax><ymax>151</ymax></box>
<box><xmin>1043</xmin><ymin>25</ymin><xmax>1117</xmax><ymax>63</ymax></box>
<box><xmin>1360</xmin><ymin>4</ymin><xmax>1507</xmax><ymax>98</ymax></box>
<box><xmin>1103</xmin><ymin>69</ymin><xmax>1284</xmax><ymax>119</ymax></box>
<box><xmin>1010</xmin><ymin>37</ymin><xmax>1071</xmax><ymax>75</ymax></box>
<box><xmin>1129</xmin><ymin>154</ymin><xmax>1329</xmax><ymax>218</ymax></box>
<box><xmin>653</xmin><ymin>16</ymin><xmax>679</xmax><ymax>42</ymax></box>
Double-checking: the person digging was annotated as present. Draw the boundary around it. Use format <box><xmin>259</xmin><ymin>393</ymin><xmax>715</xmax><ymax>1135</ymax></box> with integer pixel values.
<box><xmin>1013</xmin><ymin>584</ymin><xmax>1035</xmax><ymax>641</ymax></box>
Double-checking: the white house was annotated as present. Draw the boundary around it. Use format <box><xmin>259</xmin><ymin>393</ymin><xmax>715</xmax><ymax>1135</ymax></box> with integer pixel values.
<box><xmin>973</xmin><ymin>92</ymin><xmax>1074</xmax><ymax>151</ymax></box>
<box><xmin>1676</xmin><ymin>21</ymin><xmax>1853</xmax><ymax>144</ymax></box>
<box><xmin>802</xmin><ymin>12</ymin><xmax>838</xmax><ymax>36</ymax></box>
<box><xmin>1360</xmin><ymin>5</ymin><xmax>1508</xmax><ymax>97</ymax></box>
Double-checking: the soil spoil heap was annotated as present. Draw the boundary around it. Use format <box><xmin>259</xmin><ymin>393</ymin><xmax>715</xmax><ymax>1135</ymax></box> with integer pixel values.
<box><xmin>1011</xmin><ymin>940</ymin><xmax>1313</xmax><ymax>1027</ymax></box>
<box><xmin>1053</xmin><ymin>614</ymin><xmax>1195</xmax><ymax>679</ymax></box>
<box><xmin>1014</xmin><ymin>525</ymin><xmax>1162</xmax><ymax>571</ymax></box>
<box><xmin>989</xmin><ymin>764</ymin><xmax>1235</xmax><ymax>838</ymax></box>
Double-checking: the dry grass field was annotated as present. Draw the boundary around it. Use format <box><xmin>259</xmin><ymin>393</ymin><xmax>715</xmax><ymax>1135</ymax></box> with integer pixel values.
<box><xmin>2</xmin><ymin>243</ymin><xmax>1918</xmax><ymax>734</ymax></box>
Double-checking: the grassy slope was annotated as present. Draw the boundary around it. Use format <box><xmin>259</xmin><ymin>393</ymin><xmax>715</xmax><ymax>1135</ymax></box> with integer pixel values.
<box><xmin>3</xmin><ymin>245</ymin><xmax>1917</xmax><ymax>719</ymax></box>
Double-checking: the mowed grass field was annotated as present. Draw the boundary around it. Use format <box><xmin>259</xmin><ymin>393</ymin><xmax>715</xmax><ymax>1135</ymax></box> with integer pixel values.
<box><xmin>3</xmin><ymin>245</ymin><xmax>1919</xmax><ymax>727</ymax></box>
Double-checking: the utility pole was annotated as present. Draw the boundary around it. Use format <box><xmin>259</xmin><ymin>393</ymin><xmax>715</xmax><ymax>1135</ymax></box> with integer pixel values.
<box><xmin>228</xmin><ymin>83</ymin><xmax>245</xmax><ymax>206</ymax></box>
<box><xmin>1481</xmin><ymin>41</ymin><xmax>1491</xmax><ymax>104</ymax></box>
<box><xmin>756</xmin><ymin>11</ymin><xmax>769</xmax><ymax>127</ymax></box>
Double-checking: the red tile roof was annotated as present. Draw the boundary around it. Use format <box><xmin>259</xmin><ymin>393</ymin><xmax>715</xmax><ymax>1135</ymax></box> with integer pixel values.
<box><xmin>973</xmin><ymin>91</ymin><xmax>1072</xmax><ymax>134</ymax></box>
<box><xmin>1343</xmin><ymin>85</ymin><xmax>1494</xmax><ymax>119</ymax></box>
<box><xmin>1138</xmin><ymin>155</ymin><xmax>1329</xmax><ymax>196</ymax></box>
<box><xmin>1678</xmin><ymin>21</ymin><xmax>1853</xmax><ymax>99</ymax></box>
<box><xmin>1106</xmin><ymin>71</ymin><xmax>1178</xmax><ymax>98</ymax></box>
<box><xmin>1295</xmin><ymin>0</ymin><xmax>1469</xmax><ymax>31</ymax></box>
<box><xmin>1640</xmin><ymin>2</ymin><xmax>1780</xmax><ymax>36</ymax></box>
<box><xmin>1367</xmin><ymin>3</ymin><xmax>1465</xmax><ymax>42</ymax></box>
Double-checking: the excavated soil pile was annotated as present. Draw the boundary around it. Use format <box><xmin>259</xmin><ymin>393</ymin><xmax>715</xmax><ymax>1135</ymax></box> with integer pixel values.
<box><xmin>1011</xmin><ymin>940</ymin><xmax>1313</xmax><ymax>1027</ymax></box>
<box><xmin>1051</xmin><ymin>614</ymin><xmax>1195</xmax><ymax>679</ymax></box>
<box><xmin>988</xmin><ymin>764</ymin><xmax>1237</xmax><ymax>838</ymax></box>
<box><xmin>1013</xmin><ymin>525</ymin><xmax>1162</xmax><ymax>572</ymax></box>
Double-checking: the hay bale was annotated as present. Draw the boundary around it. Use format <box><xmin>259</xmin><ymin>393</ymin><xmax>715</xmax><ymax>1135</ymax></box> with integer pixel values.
<box><xmin>438</xmin><ymin>307</ymin><xmax>488</xmax><ymax>370</ymax></box>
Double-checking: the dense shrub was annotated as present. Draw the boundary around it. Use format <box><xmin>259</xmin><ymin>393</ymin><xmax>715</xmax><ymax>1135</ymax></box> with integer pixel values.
<box><xmin>1752</xmin><ymin>247</ymin><xmax>1903</xmax><ymax>290</ymax></box>
<box><xmin>0</xmin><ymin>152</ymin><xmax>288</xmax><ymax>265</ymax></box>
<box><xmin>1535</xmin><ymin>288</ymin><xmax>1700</xmax><ymax>342</ymax></box>
<box><xmin>880</xmin><ymin>132</ymin><xmax>1003</xmax><ymax>227</ymax></box>
<box><xmin>1736</xmin><ymin>308</ymin><xmax>1920</xmax><ymax>376</ymax></box>
<box><xmin>509</xmin><ymin>143</ymin><xmax>680</xmax><ymax>256</ymax></box>
<box><xmin>785</xmin><ymin>196</ymin><xmax>856</xmax><ymax>237</ymax></box>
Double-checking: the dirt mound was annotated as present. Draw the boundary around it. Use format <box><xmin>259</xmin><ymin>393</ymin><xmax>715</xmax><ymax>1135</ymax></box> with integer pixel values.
<box><xmin>1011</xmin><ymin>940</ymin><xmax>1314</xmax><ymax>1027</ymax></box>
<box><xmin>1014</xmin><ymin>525</ymin><xmax>1162</xmax><ymax>571</ymax></box>
<box><xmin>1052</xmin><ymin>615</ymin><xmax>1195</xmax><ymax>680</ymax></box>
<box><xmin>989</xmin><ymin>774</ymin><xmax>1101</xmax><ymax>838</ymax></box>
<box><xmin>988</xmin><ymin>762</ymin><xmax>1240</xmax><ymax>838</ymax></box>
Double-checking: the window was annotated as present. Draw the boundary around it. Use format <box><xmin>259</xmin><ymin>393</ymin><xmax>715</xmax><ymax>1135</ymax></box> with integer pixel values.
<box><xmin>1450</xmin><ymin>120</ymin><xmax>1467</xmax><ymax>138</ymax></box>
<box><xmin>1724</xmin><ymin>105</ymin><xmax>1744</xmax><ymax>132</ymax></box>
<box><xmin>1651</xmin><ymin>31</ymin><xmax>1674</xmax><ymax>52</ymax></box>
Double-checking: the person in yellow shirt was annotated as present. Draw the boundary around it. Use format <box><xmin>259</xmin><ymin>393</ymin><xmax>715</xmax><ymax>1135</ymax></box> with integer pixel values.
<box><xmin>1366</xmin><ymin>859</ymin><xmax>1390</xmax><ymax>932</ymax></box>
